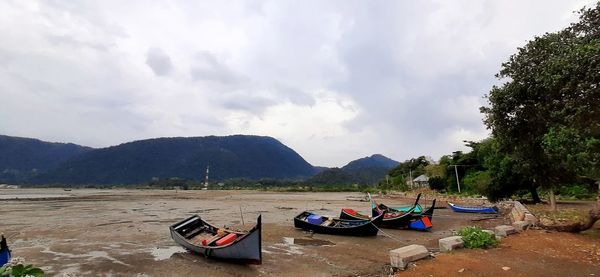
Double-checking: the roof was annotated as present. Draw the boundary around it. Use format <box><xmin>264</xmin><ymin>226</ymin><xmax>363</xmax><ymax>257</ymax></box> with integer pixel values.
<box><xmin>413</xmin><ymin>174</ymin><xmax>429</xmax><ymax>182</ymax></box>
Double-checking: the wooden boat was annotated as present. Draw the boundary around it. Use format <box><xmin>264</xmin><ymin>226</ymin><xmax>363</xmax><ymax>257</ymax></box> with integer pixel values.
<box><xmin>293</xmin><ymin>210</ymin><xmax>384</xmax><ymax>236</ymax></box>
<box><xmin>169</xmin><ymin>215</ymin><xmax>262</xmax><ymax>264</ymax></box>
<box><xmin>340</xmin><ymin>194</ymin><xmax>436</xmax><ymax>230</ymax></box>
<box><xmin>0</xmin><ymin>235</ymin><xmax>10</xmax><ymax>266</ymax></box>
<box><xmin>447</xmin><ymin>202</ymin><xmax>498</xmax><ymax>214</ymax></box>
<box><xmin>391</xmin><ymin>203</ymin><xmax>423</xmax><ymax>213</ymax></box>
<box><xmin>368</xmin><ymin>194</ymin><xmax>423</xmax><ymax>213</ymax></box>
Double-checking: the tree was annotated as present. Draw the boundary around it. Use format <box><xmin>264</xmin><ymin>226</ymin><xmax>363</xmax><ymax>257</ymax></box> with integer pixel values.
<box><xmin>481</xmin><ymin>3</ymin><xmax>600</xmax><ymax>210</ymax></box>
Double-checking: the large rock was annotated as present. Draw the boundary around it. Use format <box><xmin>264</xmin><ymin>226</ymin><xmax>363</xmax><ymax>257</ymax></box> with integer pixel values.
<box><xmin>439</xmin><ymin>236</ymin><xmax>464</xmax><ymax>252</ymax></box>
<box><xmin>494</xmin><ymin>225</ymin><xmax>517</xmax><ymax>237</ymax></box>
<box><xmin>389</xmin><ymin>244</ymin><xmax>429</xmax><ymax>269</ymax></box>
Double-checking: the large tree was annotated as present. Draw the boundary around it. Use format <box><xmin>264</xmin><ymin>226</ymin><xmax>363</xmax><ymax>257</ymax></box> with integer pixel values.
<box><xmin>481</xmin><ymin>3</ymin><xmax>600</xmax><ymax>210</ymax></box>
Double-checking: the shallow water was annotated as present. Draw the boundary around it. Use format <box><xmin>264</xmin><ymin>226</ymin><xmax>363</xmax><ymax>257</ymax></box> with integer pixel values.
<box><xmin>150</xmin><ymin>246</ymin><xmax>187</xmax><ymax>261</ymax></box>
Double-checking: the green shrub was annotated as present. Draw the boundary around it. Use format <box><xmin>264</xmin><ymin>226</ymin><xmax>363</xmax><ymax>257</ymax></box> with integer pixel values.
<box><xmin>457</xmin><ymin>226</ymin><xmax>498</xmax><ymax>249</ymax></box>
<box><xmin>558</xmin><ymin>184</ymin><xmax>591</xmax><ymax>199</ymax></box>
<box><xmin>1</xmin><ymin>264</ymin><xmax>44</xmax><ymax>277</ymax></box>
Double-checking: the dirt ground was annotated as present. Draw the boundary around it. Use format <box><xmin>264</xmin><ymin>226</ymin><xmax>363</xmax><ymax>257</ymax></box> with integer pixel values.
<box><xmin>0</xmin><ymin>189</ymin><xmax>596</xmax><ymax>276</ymax></box>
<box><xmin>403</xmin><ymin>229</ymin><xmax>600</xmax><ymax>276</ymax></box>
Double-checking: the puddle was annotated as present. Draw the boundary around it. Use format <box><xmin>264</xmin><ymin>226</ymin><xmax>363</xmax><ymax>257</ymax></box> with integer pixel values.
<box><xmin>150</xmin><ymin>246</ymin><xmax>187</xmax><ymax>261</ymax></box>
<box><xmin>282</xmin><ymin>237</ymin><xmax>335</xmax><ymax>246</ymax></box>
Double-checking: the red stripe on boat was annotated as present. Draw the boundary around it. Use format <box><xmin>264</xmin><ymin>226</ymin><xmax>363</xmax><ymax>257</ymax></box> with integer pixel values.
<box><xmin>342</xmin><ymin>208</ymin><xmax>357</xmax><ymax>216</ymax></box>
<box><xmin>422</xmin><ymin>216</ymin><xmax>432</xmax><ymax>228</ymax></box>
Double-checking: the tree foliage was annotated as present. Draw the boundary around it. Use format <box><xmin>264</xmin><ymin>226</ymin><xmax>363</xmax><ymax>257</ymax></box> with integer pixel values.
<box><xmin>481</xmin><ymin>3</ymin><xmax>600</xmax><ymax>203</ymax></box>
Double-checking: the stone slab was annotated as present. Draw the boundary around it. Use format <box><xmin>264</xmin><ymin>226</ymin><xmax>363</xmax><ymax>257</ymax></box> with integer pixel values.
<box><xmin>439</xmin><ymin>236</ymin><xmax>464</xmax><ymax>252</ymax></box>
<box><xmin>494</xmin><ymin>225</ymin><xmax>517</xmax><ymax>237</ymax></box>
<box><xmin>512</xmin><ymin>220</ymin><xmax>530</xmax><ymax>231</ymax></box>
<box><xmin>390</xmin><ymin>244</ymin><xmax>429</xmax><ymax>269</ymax></box>
<box><xmin>524</xmin><ymin>213</ymin><xmax>538</xmax><ymax>225</ymax></box>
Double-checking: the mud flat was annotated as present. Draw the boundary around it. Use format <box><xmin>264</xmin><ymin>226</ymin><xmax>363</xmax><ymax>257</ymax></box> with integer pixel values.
<box><xmin>0</xmin><ymin>189</ymin><xmax>505</xmax><ymax>276</ymax></box>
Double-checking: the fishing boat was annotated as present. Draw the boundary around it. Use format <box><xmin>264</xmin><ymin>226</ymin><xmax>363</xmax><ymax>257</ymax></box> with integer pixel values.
<box><xmin>293</xmin><ymin>210</ymin><xmax>384</xmax><ymax>236</ymax></box>
<box><xmin>169</xmin><ymin>215</ymin><xmax>262</xmax><ymax>264</ymax></box>
<box><xmin>340</xmin><ymin>194</ymin><xmax>436</xmax><ymax>230</ymax></box>
<box><xmin>0</xmin><ymin>235</ymin><xmax>10</xmax><ymax>266</ymax></box>
<box><xmin>447</xmin><ymin>202</ymin><xmax>498</xmax><ymax>214</ymax></box>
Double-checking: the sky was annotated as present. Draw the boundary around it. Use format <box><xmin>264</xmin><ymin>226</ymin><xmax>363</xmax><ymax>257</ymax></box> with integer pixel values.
<box><xmin>0</xmin><ymin>0</ymin><xmax>595</xmax><ymax>167</ymax></box>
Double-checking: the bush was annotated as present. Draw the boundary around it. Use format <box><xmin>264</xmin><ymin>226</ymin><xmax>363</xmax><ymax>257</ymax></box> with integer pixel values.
<box><xmin>0</xmin><ymin>264</ymin><xmax>44</xmax><ymax>277</ymax></box>
<box><xmin>457</xmin><ymin>226</ymin><xmax>498</xmax><ymax>249</ymax></box>
<box><xmin>558</xmin><ymin>184</ymin><xmax>592</xmax><ymax>199</ymax></box>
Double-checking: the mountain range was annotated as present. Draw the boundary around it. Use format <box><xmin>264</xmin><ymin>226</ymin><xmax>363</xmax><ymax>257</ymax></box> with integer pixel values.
<box><xmin>0</xmin><ymin>134</ymin><xmax>399</xmax><ymax>185</ymax></box>
<box><xmin>308</xmin><ymin>154</ymin><xmax>400</xmax><ymax>185</ymax></box>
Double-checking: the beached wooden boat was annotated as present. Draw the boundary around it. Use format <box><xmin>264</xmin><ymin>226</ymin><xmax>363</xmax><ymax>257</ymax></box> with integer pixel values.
<box><xmin>294</xmin><ymin>211</ymin><xmax>384</xmax><ymax>236</ymax></box>
<box><xmin>340</xmin><ymin>194</ymin><xmax>436</xmax><ymax>230</ymax></box>
<box><xmin>0</xmin><ymin>235</ymin><xmax>10</xmax><ymax>266</ymax></box>
<box><xmin>368</xmin><ymin>193</ymin><xmax>423</xmax><ymax>214</ymax></box>
<box><xmin>169</xmin><ymin>215</ymin><xmax>262</xmax><ymax>264</ymax></box>
<box><xmin>447</xmin><ymin>202</ymin><xmax>498</xmax><ymax>214</ymax></box>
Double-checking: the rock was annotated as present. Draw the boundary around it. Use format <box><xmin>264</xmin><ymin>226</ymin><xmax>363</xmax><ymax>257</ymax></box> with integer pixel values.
<box><xmin>389</xmin><ymin>244</ymin><xmax>429</xmax><ymax>270</ymax></box>
<box><xmin>439</xmin><ymin>236</ymin><xmax>464</xmax><ymax>252</ymax></box>
<box><xmin>512</xmin><ymin>220</ymin><xmax>530</xmax><ymax>231</ymax></box>
<box><xmin>482</xmin><ymin>229</ymin><xmax>495</xmax><ymax>236</ymax></box>
<box><xmin>458</xmin><ymin>268</ymin><xmax>465</xmax><ymax>273</ymax></box>
<box><xmin>494</xmin><ymin>225</ymin><xmax>517</xmax><ymax>237</ymax></box>
<box><xmin>502</xmin><ymin>266</ymin><xmax>511</xmax><ymax>271</ymax></box>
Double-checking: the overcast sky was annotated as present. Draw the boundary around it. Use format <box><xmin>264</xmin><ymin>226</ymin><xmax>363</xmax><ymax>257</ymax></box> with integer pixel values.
<box><xmin>0</xmin><ymin>0</ymin><xmax>594</xmax><ymax>167</ymax></box>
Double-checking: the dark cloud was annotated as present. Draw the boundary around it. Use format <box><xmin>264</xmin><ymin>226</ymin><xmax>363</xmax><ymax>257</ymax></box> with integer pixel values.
<box><xmin>145</xmin><ymin>47</ymin><xmax>173</xmax><ymax>76</ymax></box>
<box><xmin>190</xmin><ymin>52</ymin><xmax>245</xmax><ymax>84</ymax></box>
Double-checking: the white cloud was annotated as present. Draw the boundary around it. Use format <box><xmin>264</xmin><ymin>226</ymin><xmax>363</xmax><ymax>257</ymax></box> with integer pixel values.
<box><xmin>0</xmin><ymin>0</ymin><xmax>593</xmax><ymax>167</ymax></box>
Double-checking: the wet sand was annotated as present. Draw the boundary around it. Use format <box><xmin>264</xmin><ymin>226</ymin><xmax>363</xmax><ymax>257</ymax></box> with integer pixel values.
<box><xmin>0</xmin><ymin>189</ymin><xmax>507</xmax><ymax>276</ymax></box>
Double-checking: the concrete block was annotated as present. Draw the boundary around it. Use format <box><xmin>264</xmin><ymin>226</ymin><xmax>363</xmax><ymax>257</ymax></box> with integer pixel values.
<box><xmin>494</xmin><ymin>225</ymin><xmax>517</xmax><ymax>237</ymax></box>
<box><xmin>390</xmin><ymin>244</ymin><xmax>429</xmax><ymax>269</ymax></box>
<box><xmin>512</xmin><ymin>220</ymin><xmax>530</xmax><ymax>231</ymax></box>
<box><xmin>439</xmin><ymin>236</ymin><xmax>464</xmax><ymax>252</ymax></box>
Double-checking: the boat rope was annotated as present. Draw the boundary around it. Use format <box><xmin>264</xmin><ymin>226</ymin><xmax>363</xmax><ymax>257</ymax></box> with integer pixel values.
<box><xmin>369</xmin><ymin>222</ymin><xmax>405</xmax><ymax>243</ymax></box>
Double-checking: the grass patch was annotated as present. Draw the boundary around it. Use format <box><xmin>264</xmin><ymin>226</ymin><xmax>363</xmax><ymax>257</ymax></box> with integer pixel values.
<box><xmin>528</xmin><ymin>205</ymin><xmax>587</xmax><ymax>225</ymax></box>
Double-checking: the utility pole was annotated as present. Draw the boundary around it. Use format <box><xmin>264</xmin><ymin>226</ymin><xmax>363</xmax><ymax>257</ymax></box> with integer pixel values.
<box><xmin>454</xmin><ymin>165</ymin><xmax>461</xmax><ymax>193</ymax></box>
<box><xmin>409</xmin><ymin>170</ymin><xmax>413</xmax><ymax>190</ymax></box>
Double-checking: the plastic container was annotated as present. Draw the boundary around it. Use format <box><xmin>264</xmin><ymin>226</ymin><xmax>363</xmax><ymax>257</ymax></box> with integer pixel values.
<box><xmin>215</xmin><ymin>233</ymin><xmax>237</xmax><ymax>246</ymax></box>
<box><xmin>307</xmin><ymin>214</ymin><xmax>324</xmax><ymax>225</ymax></box>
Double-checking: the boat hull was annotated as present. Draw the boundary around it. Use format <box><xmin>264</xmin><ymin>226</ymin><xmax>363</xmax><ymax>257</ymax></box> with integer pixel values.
<box><xmin>294</xmin><ymin>211</ymin><xmax>383</xmax><ymax>236</ymax></box>
<box><xmin>448</xmin><ymin>202</ymin><xmax>498</xmax><ymax>214</ymax></box>
<box><xmin>169</xmin><ymin>215</ymin><xmax>262</xmax><ymax>264</ymax></box>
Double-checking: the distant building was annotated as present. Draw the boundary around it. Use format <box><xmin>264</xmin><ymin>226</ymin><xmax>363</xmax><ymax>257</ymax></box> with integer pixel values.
<box><xmin>413</xmin><ymin>175</ymin><xmax>429</xmax><ymax>187</ymax></box>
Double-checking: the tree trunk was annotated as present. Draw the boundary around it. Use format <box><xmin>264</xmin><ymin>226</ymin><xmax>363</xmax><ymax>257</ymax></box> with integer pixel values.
<box><xmin>530</xmin><ymin>187</ymin><xmax>541</xmax><ymax>203</ymax></box>
<box><xmin>549</xmin><ymin>188</ymin><xmax>557</xmax><ymax>211</ymax></box>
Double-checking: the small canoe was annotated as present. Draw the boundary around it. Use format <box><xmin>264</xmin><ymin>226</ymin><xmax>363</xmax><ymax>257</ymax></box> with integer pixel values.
<box><xmin>0</xmin><ymin>235</ymin><xmax>10</xmax><ymax>266</ymax></box>
<box><xmin>447</xmin><ymin>202</ymin><xmax>498</xmax><ymax>214</ymax></box>
<box><xmin>169</xmin><ymin>215</ymin><xmax>262</xmax><ymax>264</ymax></box>
<box><xmin>294</xmin><ymin>211</ymin><xmax>384</xmax><ymax>236</ymax></box>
